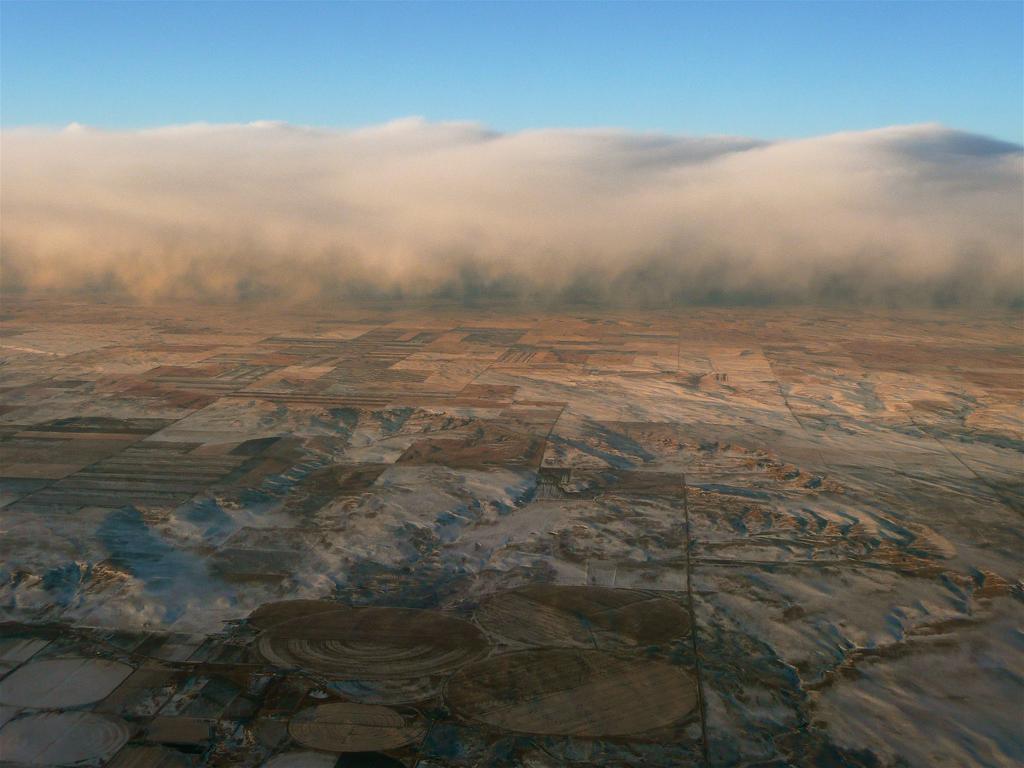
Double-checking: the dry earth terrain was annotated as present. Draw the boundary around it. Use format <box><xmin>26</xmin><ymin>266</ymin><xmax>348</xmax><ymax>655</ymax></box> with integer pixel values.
<box><xmin>0</xmin><ymin>299</ymin><xmax>1020</xmax><ymax>767</ymax></box>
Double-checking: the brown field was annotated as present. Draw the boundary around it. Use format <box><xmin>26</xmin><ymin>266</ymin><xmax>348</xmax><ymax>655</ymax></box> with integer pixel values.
<box><xmin>0</xmin><ymin>298</ymin><xmax>1020</xmax><ymax>767</ymax></box>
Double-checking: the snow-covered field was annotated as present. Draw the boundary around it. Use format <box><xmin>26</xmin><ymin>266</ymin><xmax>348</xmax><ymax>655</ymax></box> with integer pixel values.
<box><xmin>0</xmin><ymin>299</ymin><xmax>1020</xmax><ymax>767</ymax></box>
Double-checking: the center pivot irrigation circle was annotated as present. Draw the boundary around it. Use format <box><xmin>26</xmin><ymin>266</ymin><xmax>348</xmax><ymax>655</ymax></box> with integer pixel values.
<box><xmin>0</xmin><ymin>712</ymin><xmax>132</xmax><ymax>765</ymax></box>
<box><xmin>475</xmin><ymin>585</ymin><xmax>691</xmax><ymax>649</ymax></box>
<box><xmin>255</xmin><ymin>604</ymin><xmax>488</xmax><ymax>679</ymax></box>
<box><xmin>0</xmin><ymin>657</ymin><xmax>134</xmax><ymax>709</ymax></box>
<box><xmin>288</xmin><ymin>702</ymin><xmax>426</xmax><ymax>752</ymax></box>
<box><xmin>445</xmin><ymin>648</ymin><xmax>699</xmax><ymax>737</ymax></box>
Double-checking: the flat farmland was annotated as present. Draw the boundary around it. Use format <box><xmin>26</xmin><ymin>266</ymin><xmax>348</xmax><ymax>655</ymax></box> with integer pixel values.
<box><xmin>0</xmin><ymin>299</ymin><xmax>1020</xmax><ymax>767</ymax></box>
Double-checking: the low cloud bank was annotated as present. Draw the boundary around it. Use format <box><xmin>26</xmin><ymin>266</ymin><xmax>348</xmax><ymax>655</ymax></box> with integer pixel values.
<box><xmin>2</xmin><ymin>119</ymin><xmax>1021</xmax><ymax>306</ymax></box>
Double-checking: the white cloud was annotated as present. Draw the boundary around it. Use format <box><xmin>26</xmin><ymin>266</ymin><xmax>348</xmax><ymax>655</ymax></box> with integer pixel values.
<box><xmin>1</xmin><ymin>120</ymin><xmax>1021</xmax><ymax>305</ymax></box>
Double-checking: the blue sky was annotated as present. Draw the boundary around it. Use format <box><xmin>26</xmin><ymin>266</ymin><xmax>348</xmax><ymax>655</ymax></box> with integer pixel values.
<box><xmin>1</xmin><ymin>1</ymin><xmax>1021</xmax><ymax>141</ymax></box>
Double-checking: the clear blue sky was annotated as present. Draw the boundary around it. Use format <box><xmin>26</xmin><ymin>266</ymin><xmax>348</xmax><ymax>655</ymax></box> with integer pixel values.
<box><xmin>2</xmin><ymin>1</ymin><xmax>1021</xmax><ymax>142</ymax></box>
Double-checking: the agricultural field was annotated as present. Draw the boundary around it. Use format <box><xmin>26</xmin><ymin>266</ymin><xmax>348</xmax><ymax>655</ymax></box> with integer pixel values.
<box><xmin>0</xmin><ymin>299</ymin><xmax>1020</xmax><ymax>767</ymax></box>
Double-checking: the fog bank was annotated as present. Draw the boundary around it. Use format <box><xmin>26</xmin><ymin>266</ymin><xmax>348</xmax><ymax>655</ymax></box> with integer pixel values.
<box><xmin>2</xmin><ymin>119</ymin><xmax>1021</xmax><ymax>306</ymax></box>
